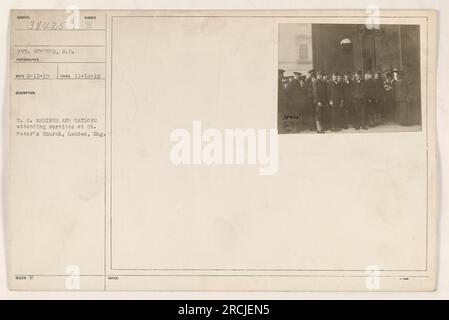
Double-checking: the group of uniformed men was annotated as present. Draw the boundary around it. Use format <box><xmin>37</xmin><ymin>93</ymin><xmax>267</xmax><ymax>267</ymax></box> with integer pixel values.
<box><xmin>278</xmin><ymin>68</ymin><xmax>408</xmax><ymax>133</ymax></box>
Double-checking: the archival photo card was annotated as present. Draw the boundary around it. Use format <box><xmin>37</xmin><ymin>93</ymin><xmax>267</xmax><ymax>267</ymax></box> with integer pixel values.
<box><xmin>7</xmin><ymin>10</ymin><xmax>437</xmax><ymax>291</ymax></box>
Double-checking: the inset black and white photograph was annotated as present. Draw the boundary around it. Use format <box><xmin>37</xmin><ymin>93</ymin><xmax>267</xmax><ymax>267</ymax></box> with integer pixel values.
<box><xmin>278</xmin><ymin>23</ymin><xmax>422</xmax><ymax>134</ymax></box>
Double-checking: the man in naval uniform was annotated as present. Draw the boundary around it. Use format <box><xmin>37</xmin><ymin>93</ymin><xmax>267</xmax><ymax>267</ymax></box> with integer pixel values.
<box><xmin>342</xmin><ymin>71</ymin><xmax>353</xmax><ymax>129</ymax></box>
<box><xmin>312</xmin><ymin>71</ymin><xmax>328</xmax><ymax>133</ymax></box>
<box><xmin>352</xmin><ymin>70</ymin><xmax>367</xmax><ymax>130</ymax></box>
<box><xmin>327</xmin><ymin>72</ymin><xmax>344</xmax><ymax>131</ymax></box>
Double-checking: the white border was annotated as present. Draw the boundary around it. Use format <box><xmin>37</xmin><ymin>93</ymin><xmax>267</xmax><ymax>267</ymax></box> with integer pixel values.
<box><xmin>0</xmin><ymin>0</ymin><xmax>448</xmax><ymax>299</ymax></box>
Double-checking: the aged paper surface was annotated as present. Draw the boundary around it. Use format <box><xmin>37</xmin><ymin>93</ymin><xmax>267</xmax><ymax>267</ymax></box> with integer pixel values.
<box><xmin>8</xmin><ymin>10</ymin><xmax>437</xmax><ymax>291</ymax></box>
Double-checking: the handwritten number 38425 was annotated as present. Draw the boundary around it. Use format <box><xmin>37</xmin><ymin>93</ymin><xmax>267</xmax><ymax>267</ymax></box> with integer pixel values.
<box><xmin>27</xmin><ymin>20</ymin><xmax>65</xmax><ymax>30</ymax></box>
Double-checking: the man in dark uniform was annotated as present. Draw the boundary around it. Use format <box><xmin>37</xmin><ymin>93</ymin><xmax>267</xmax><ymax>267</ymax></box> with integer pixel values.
<box><xmin>342</xmin><ymin>71</ymin><xmax>353</xmax><ymax>129</ymax></box>
<box><xmin>393</xmin><ymin>69</ymin><xmax>411</xmax><ymax>125</ymax></box>
<box><xmin>298</xmin><ymin>75</ymin><xmax>310</xmax><ymax>130</ymax></box>
<box><xmin>286</xmin><ymin>72</ymin><xmax>305</xmax><ymax>131</ymax></box>
<box><xmin>277</xmin><ymin>69</ymin><xmax>289</xmax><ymax>131</ymax></box>
<box><xmin>364</xmin><ymin>70</ymin><xmax>376</xmax><ymax>127</ymax></box>
<box><xmin>374</xmin><ymin>70</ymin><xmax>384</xmax><ymax>125</ymax></box>
<box><xmin>305</xmin><ymin>69</ymin><xmax>316</xmax><ymax>131</ymax></box>
<box><xmin>318</xmin><ymin>72</ymin><xmax>330</xmax><ymax>130</ymax></box>
<box><xmin>352</xmin><ymin>70</ymin><xmax>367</xmax><ymax>130</ymax></box>
<box><xmin>312</xmin><ymin>71</ymin><xmax>328</xmax><ymax>133</ymax></box>
<box><xmin>383</xmin><ymin>71</ymin><xmax>395</xmax><ymax>122</ymax></box>
<box><xmin>327</xmin><ymin>72</ymin><xmax>344</xmax><ymax>131</ymax></box>
<box><xmin>337</xmin><ymin>72</ymin><xmax>345</xmax><ymax>126</ymax></box>
<box><xmin>284</xmin><ymin>75</ymin><xmax>295</xmax><ymax>114</ymax></box>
